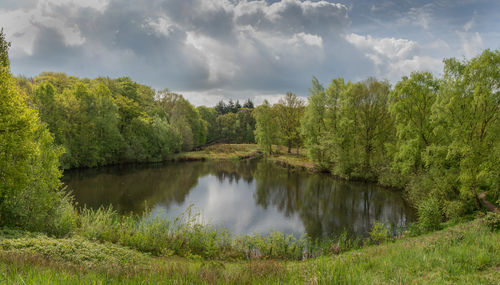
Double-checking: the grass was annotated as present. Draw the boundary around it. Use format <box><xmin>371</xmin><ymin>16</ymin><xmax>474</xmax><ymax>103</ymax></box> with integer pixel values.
<box><xmin>175</xmin><ymin>143</ymin><xmax>317</xmax><ymax>172</ymax></box>
<box><xmin>1</xmin><ymin>218</ymin><xmax>499</xmax><ymax>284</ymax></box>
<box><xmin>173</xmin><ymin>144</ymin><xmax>262</xmax><ymax>161</ymax></box>
<box><xmin>75</xmin><ymin>206</ymin><xmax>360</xmax><ymax>260</ymax></box>
<box><xmin>262</xmin><ymin>145</ymin><xmax>318</xmax><ymax>172</ymax></box>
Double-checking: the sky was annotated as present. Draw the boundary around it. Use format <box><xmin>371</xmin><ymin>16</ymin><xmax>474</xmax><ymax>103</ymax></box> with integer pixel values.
<box><xmin>1</xmin><ymin>0</ymin><xmax>499</xmax><ymax>106</ymax></box>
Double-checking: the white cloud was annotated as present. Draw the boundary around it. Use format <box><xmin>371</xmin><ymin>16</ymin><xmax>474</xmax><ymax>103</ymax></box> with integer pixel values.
<box><xmin>6</xmin><ymin>0</ymin><xmax>496</xmax><ymax>106</ymax></box>
<box><xmin>294</xmin><ymin>32</ymin><xmax>323</xmax><ymax>48</ymax></box>
<box><xmin>0</xmin><ymin>6</ymin><xmax>85</xmax><ymax>55</ymax></box>
<box><xmin>406</xmin><ymin>6</ymin><xmax>433</xmax><ymax>29</ymax></box>
<box><xmin>345</xmin><ymin>33</ymin><xmax>442</xmax><ymax>81</ymax></box>
<box><xmin>234</xmin><ymin>0</ymin><xmax>349</xmax><ymax>35</ymax></box>
<box><xmin>345</xmin><ymin>33</ymin><xmax>417</xmax><ymax>61</ymax></box>
<box><xmin>457</xmin><ymin>14</ymin><xmax>483</xmax><ymax>58</ymax></box>
<box><xmin>458</xmin><ymin>31</ymin><xmax>483</xmax><ymax>58</ymax></box>
<box><xmin>185</xmin><ymin>31</ymin><xmax>240</xmax><ymax>83</ymax></box>
<box><xmin>145</xmin><ymin>16</ymin><xmax>175</xmax><ymax>37</ymax></box>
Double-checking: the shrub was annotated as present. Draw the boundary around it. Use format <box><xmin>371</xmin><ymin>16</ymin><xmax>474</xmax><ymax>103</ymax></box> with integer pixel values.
<box><xmin>483</xmin><ymin>212</ymin><xmax>500</xmax><ymax>231</ymax></box>
<box><xmin>417</xmin><ymin>197</ymin><xmax>442</xmax><ymax>232</ymax></box>
<box><xmin>369</xmin><ymin>221</ymin><xmax>389</xmax><ymax>244</ymax></box>
<box><xmin>443</xmin><ymin>200</ymin><xmax>465</xmax><ymax>220</ymax></box>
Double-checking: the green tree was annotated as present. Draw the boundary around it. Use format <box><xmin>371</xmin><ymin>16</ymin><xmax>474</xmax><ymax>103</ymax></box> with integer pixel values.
<box><xmin>236</xmin><ymin>108</ymin><xmax>255</xmax><ymax>143</ymax></box>
<box><xmin>301</xmin><ymin>77</ymin><xmax>330</xmax><ymax>168</ymax></box>
<box><xmin>335</xmin><ymin>78</ymin><xmax>392</xmax><ymax>179</ymax></box>
<box><xmin>216</xmin><ymin>112</ymin><xmax>237</xmax><ymax>141</ymax></box>
<box><xmin>156</xmin><ymin>90</ymin><xmax>206</xmax><ymax>151</ymax></box>
<box><xmin>0</xmin><ymin>29</ymin><xmax>74</xmax><ymax>234</ymax></box>
<box><xmin>301</xmin><ymin>77</ymin><xmax>347</xmax><ymax>170</ymax></box>
<box><xmin>275</xmin><ymin>92</ymin><xmax>304</xmax><ymax>154</ymax></box>
<box><xmin>254</xmin><ymin>100</ymin><xmax>278</xmax><ymax>154</ymax></box>
<box><xmin>197</xmin><ymin>106</ymin><xmax>218</xmax><ymax>142</ymax></box>
<box><xmin>433</xmin><ymin>49</ymin><xmax>500</xmax><ymax>209</ymax></box>
<box><xmin>389</xmin><ymin>72</ymin><xmax>439</xmax><ymax>175</ymax></box>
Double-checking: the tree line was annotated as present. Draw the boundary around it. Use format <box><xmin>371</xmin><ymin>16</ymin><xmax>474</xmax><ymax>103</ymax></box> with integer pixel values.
<box><xmin>252</xmin><ymin>50</ymin><xmax>500</xmax><ymax>230</ymax></box>
<box><xmin>15</xmin><ymin>73</ymin><xmax>267</xmax><ymax>168</ymax></box>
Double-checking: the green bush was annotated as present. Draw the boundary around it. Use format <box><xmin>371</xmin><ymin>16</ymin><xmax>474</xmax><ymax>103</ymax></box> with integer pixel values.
<box><xmin>417</xmin><ymin>197</ymin><xmax>442</xmax><ymax>232</ymax></box>
<box><xmin>369</xmin><ymin>221</ymin><xmax>389</xmax><ymax>244</ymax></box>
<box><xmin>443</xmin><ymin>200</ymin><xmax>465</xmax><ymax>220</ymax></box>
<box><xmin>483</xmin><ymin>212</ymin><xmax>500</xmax><ymax>231</ymax></box>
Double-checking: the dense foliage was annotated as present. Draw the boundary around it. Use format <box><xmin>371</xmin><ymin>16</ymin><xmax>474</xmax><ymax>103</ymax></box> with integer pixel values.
<box><xmin>199</xmin><ymin>99</ymin><xmax>256</xmax><ymax>144</ymax></box>
<box><xmin>294</xmin><ymin>50</ymin><xmax>500</xmax><ymax>228</ymax></box>
<box><xmin>16</xmin><ymin>74</ymin><xmax>209</xmax><ymax>168</ymax></box>
<box><xmin>0</xmin><ymin>30</ymin><xmax>74</xmax><ymax>234</ymax></box>
<box><xmin>253</xmin><ymin>93</ymin><xmax>305</xmax><ymax>154</ymax></box>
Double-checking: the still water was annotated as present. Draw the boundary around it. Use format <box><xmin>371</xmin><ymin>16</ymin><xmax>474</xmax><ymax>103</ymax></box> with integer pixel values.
<box><xmin>63</xmin><ymin>159</ymin><xmax>415</xmax><ymax>239</ymax></box>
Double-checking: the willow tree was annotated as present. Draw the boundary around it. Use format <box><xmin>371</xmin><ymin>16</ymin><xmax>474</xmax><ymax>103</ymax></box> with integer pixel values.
<box><xmin>433</xmin><ymin>49</ymin><xmax>500</xmax><ymax>209</ymax></box>
<box><xmin>332</xmin><ymin>78</ymin><xmax>392</xmax><ymax>179</ymax></box>
<box><xmin>389</xmin><ymin>72</ymin><xmax>439</xmax><ymax>175</ymax></box>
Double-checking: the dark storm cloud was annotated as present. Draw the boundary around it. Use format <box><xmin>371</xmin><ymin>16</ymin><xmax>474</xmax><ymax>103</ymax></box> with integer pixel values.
<box><xmin>1</xmin><ymin>0</ymin><xmax>499</xmax><ymax>105</ymax></box>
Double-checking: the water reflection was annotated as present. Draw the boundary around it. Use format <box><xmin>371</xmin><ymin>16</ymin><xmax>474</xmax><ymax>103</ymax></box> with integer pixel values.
<box><xmin>63</xmin><ymin>159</ymin><xmax>414</xmax><ymax>239</ymax></box>
<box><xmin>254</xmin><ymin>162</ymin><xmax>412</xmax><ymax>238</ymax></box>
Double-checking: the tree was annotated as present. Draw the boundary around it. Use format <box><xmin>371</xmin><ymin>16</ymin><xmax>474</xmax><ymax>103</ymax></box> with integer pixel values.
<box><xmin>254</xmin><ymin>100</ymin><xmax>278</xmax><ymax>154</ymax></box>
<box><xmin>0</xmin><ymin>29</ymin><xmax>74</xmax><ymax>234</ymax></box>
<box><xmin>336</xmin><ymin>78</ymin><xmax>392</xmax><ymax>178</ymax></box>
<box><xmin>243</xmin><ymin>99</ymin><xmax>254</xmax><ymax>109</ymax></box>
<box><xmin>216</xmin><ymin>112</ymin><xmax>237</xmax><ymax>141</ymax></box>
<box><xmin>157</xmin><ymin>90</ymin><xmax>206</xmax><ymax>151</ymax></box>
<box><xmin>389</xmin><ymin>72</ymin><xmax>439</xmax><ymax>175</ymax></box>
<box><xmin>301</xmin><ymin>77</ymin><xmax>345</xmax><ymax>169</ymax></box>
<box><xmin>236</xmin><ymin>108</ymin><xmax>255</xmax><ymax>143</ymax></box>
<box><xmin>235</xmin><ymin>100</ymin><xmax>242</xmax><ymax>110</ymax></box>
<box><xmin>197</xmin><ymin>106</ymin><xmax>218</xmax><ymax>142</ymax></box>
<box><xmin>215</xmin><ymin>100</ymin><xmax>227</xmax><ymax>115</ymax></box>
<box><xmin>433</xmin><ymin>50</ymin><xmax>500</xmax><ymax>209</ymax></box>
<box><xmin>275</xmin><ymin>92</ymin><xmax>304</xmax><ymax>153</ymax></box>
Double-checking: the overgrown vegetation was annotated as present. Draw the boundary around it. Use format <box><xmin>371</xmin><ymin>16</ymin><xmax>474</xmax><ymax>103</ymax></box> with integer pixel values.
<box><xmin>75</xmin><ymin>205</ymin><xmax>362</xmax><ymax>260</ymax></box>
<box><xmin>0</xmin><ymin>30</ymin><xmax>75</xmax><ymax>235</ymax></box>
<box><xmin>1</xmin><ymin>217</ymin><xmax>498</xmax><ymax>284</ymax></box>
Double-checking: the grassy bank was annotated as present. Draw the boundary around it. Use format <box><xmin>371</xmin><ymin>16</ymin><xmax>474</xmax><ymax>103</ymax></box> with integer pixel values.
<box><xmin>267</xmin><ymin>153</ymin><xmax>317</xmax><ymax>172</ymax></box>
<box><xmin>1</xmin><ymin>218</ymin><xmax>498</xmax><ymax>284</ymax></box>
<box><xmin>173</xmin><ymin>144</ymin><xmax>262</xmax><ymax>161</ymax></box>
<box><xmin>175</xmin><ymin>143</ymin><xmax>318</xmax><ymax>172</ymax></box>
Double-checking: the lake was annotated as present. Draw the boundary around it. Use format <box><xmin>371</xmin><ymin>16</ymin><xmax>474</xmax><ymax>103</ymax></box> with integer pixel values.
<box><xmin>63</xmin><ymin>158</ymin><xmax>415</xmax><ymax>239</ymax></box>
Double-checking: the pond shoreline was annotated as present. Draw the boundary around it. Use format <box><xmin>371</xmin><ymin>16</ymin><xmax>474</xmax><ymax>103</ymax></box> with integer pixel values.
<box><xmin>264</xmin><ymin>151</ymin><xmax>406</xmax><ymax>193</ymax></box>
<box><xmin>62</xmin><ymin>143</ymin><xmax>405</xmax><ymax>193</ymax></box>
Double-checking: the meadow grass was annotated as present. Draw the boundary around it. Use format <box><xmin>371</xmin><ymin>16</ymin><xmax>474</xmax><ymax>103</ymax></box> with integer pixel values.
<box><xmin>173</xmin><ymin>144</ymin><xmax>262</xmax><ymax>161</ymax></box>
<box><xmin>0</xmin><ymin>218</ymin><xmax>498</xmax><ymax>284</ymax></box>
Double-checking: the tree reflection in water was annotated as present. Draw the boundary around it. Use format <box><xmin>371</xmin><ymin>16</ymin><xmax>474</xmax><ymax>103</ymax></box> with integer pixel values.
<box><xmin>64</xmin><ymin>159</ymin><xmax>414</xmax><ymax>238</ymax></box>
<box><xmin>254</xmin><ymin>161</ymin><xmax>414</xmax><ymax>239</ymax></box>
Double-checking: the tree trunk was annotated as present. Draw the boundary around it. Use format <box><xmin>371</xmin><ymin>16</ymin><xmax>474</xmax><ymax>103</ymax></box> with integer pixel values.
<box><xmin>287</xmin><ymin>140</ymin><xmax>291</xmax><ymax>154</ymax></box>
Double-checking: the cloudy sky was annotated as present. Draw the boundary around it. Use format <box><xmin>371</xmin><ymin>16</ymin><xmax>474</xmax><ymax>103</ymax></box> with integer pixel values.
<box><xmin>1</xmin><ymin>0</ymin><xmax>499</xmax><ymax>105</ymax></box>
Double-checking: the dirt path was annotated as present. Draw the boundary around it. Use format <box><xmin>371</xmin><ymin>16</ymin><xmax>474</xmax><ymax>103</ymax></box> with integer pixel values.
<box><xmin>478</xmin><ymin>192</ymin><xmax>500</xmax><ymax>213</ymax></box>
